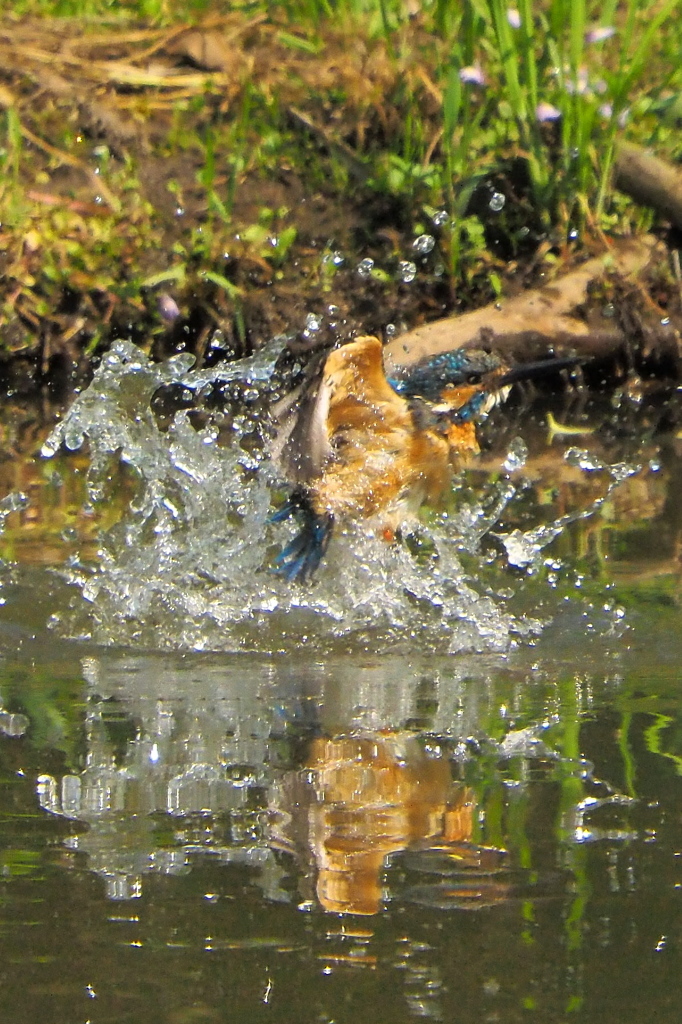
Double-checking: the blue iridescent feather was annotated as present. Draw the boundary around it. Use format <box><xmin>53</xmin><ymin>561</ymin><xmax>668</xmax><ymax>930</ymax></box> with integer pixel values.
<box><xmin>271</xmin><ymin>494</ymin><xmax>333</xmax><ymax>581</ymax></box>
<box><xmin>388</xmin><ymin>349</ymin><xmax>502</xmax><ymax>400</ymax></box>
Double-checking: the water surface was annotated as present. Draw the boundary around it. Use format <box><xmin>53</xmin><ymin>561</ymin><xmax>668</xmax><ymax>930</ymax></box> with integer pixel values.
<box><xmin>0</xmin><ymin>348</ymin><xmax>680</xmax><ymax>1023</ymax></box>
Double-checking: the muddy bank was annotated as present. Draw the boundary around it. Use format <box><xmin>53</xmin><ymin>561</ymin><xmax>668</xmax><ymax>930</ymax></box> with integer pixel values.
<box><xmin>0</xmin><ymin>14</ymin><xmax>681</xmax><ymax>395</ymax></box>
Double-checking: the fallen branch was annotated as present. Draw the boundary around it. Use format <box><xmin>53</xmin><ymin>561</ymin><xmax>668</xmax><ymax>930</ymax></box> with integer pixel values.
<box><xmin>384</xmin><ymin>236</ymin><xmax>679</xmax><ymax>375</ymax></box>
<box><xmin>614</xmin><ymin>141</ymin><xmax>682</xmax><ymax>232</ymax></box>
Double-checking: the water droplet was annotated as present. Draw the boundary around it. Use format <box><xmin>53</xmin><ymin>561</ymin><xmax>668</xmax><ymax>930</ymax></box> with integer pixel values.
<box><xmin>41</xmin><ymin>438</ymin><xmax>60</xmax><ymax>458</ymax></box>
<box><xmin>412</xmin><ymin>234</ymin><xmax>435</xmax><ymax>255</ymax></box>
<box><xmin>64</xmin><ymin>428</ymin><xmax>85</xmax><ymax>452</ymax></box>
<box><xmin>0</xmin><ymin>491</ymin><xmax>29</xmax><ymax>514</ymax></box>
<box><xmin>305</xmin><ymin>312</ymin><xmax>322</xmax><ymax>332</ymax></box>
<box><xmin>356</xmin><ymin>258</ymin><xmax>375</xmax><ymax>278</ymax></box>
<box><xmin>503</xmin><ymin>438</ymin><xmax>528</xmax><ymax>473</ymax></box>
<box><xmin>489</xmin><ymin>192</ymin><xmax>506</xmax><ymax>212</ymax></box>
<box><xmin>385</xmin><ymin>323</ymin><xmax>397</xmax><ymax>337</ymax></box>
<box><xmin>432</xmin><ymin>210</ymin><xmax>448</xmax><ymax>227</ymax></box>
<box><xmin>398</xmin><ymin>260</ymin><xmax>417</xmax><ymax>283</ymax></box>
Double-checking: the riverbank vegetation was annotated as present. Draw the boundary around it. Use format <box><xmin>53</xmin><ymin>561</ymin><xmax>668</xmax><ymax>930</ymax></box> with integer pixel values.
<box><xmin>0</xmin><ymin>0</ymin><xmax>680</xmax><ymax>388</ymax></box>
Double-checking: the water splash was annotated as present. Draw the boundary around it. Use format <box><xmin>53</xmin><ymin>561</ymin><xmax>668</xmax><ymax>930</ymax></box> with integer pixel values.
<box><xmin>0</xmin><ymin>491</ymin><xmax>29</xmax><ymax>531</ymax></box>
<box><xmin>497</xmin><ymin>446</ymin><xmax>639</xmax><ymax>570</ymax></box>
<box><xmin>39</xmin><ymin>341</ymin><xmax>627</xmax><ymax>654</ymax></box>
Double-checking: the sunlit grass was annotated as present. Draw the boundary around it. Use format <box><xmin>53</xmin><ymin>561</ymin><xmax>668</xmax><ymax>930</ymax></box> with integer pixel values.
<box><xmin>0</xmin><ymin>0</ymin><xmax>680</xmax><ymax>343</ymax></box>
<box><xmin>6</xmin><ymin>0</ymin><xmax>212</xmax><ymax>17</ymax></box>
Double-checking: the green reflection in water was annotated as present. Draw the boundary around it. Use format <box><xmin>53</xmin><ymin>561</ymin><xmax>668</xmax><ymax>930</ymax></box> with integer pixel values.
<box><xmin>0</xmin><ymin>645</ymin><xmax>676</xmax><ymax>1023</ymax></box>
<box><xmin>0</xmin><ymin>398</ymin><xmax>681</xmax><ymax>1021</ymax></box>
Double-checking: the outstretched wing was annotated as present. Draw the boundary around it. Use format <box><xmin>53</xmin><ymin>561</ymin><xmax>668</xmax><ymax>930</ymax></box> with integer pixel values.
<box><xmin>269</xmin><ymin>349</ymin><xmax>331</xmax><ymax>485</ymax></box>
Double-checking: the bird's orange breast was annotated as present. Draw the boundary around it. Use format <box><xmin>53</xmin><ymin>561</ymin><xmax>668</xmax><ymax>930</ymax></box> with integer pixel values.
<box><xmin>307</xmin><ymin>336</ymin><xmax>480</xmax><ymax>522</ymax></box>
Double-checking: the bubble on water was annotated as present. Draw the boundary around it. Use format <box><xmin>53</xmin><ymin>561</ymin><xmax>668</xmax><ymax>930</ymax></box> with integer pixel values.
<box><xmin>432</xmin><ymin>210</ymin><xmax>449</xmax><ymax>227</ymax></box>
<box><xmin>398</xmin><ymin>260</ymin><xmax>417</xmax><ymax>283</ymax></box>
<box><xmin>356</xmin><ymin>258</ymin><xmax>374</xmax><ymax>278</ymax></box>
<box><xmin>489</xmin><ymin>192</ymin><xmax>506</xmax><ymax>212</ymax></box>
<box><xmin>412</xmin><ymin>235</ymin><xmax>435</xmax><ymax>255</ymax></box>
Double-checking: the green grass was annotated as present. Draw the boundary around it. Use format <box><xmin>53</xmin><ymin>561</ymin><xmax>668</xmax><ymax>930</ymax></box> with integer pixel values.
<box><xmin>1</xmin><ymin>0</ymin><xmax>681</xmax><ymax>364</ymax></box>
<box><xmin>7</xmin><ymin>0</ymin><xmax>212</xmax><ymax>17</ymax></box>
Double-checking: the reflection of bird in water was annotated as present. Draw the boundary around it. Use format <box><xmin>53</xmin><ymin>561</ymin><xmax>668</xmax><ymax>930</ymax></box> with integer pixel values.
<box><xmin>271</xmin><ymin>335</ymin><xmax>575</xmax><ymax>580</ymax></box>
<box><xmin>305</xmin><ymin>732</ymin><xmax>476</xmax><ymax>915</ymax></box>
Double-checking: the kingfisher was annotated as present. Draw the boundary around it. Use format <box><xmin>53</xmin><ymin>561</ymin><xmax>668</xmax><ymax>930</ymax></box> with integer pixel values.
<box><xmin>270</xmin><ymin>336</ymin><xmax>574</xmax><ymax>580</ymax></box>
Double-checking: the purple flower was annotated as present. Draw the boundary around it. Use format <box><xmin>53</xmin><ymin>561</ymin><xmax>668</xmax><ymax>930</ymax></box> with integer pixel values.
<box><xmin>585</xmin><ymin>26</ymin><xmax>616</xmax><ymax>44</ymax></box>
<box><xmin>157</xmin><ymin>293</ymin><xmax>181</xmax><ymax>323</ymax></box>
<box><xmin>565</xmin><ymin>66</ymin><xmax>590</xmax><ymax>96</ymax></box>
<box><xmin>536</xmin><ymin>102</ymin><xmax>562</xmax><ymax>122</ymax></box>
<box><xmin>507</xmin><ymin>8</ymin><xmax>521</xmax><ymax>29</ymax></box>
<box><xmin>459</xmin><ymin>65</ymin><xmax>486</xmax><ymax>86</ymax></box>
